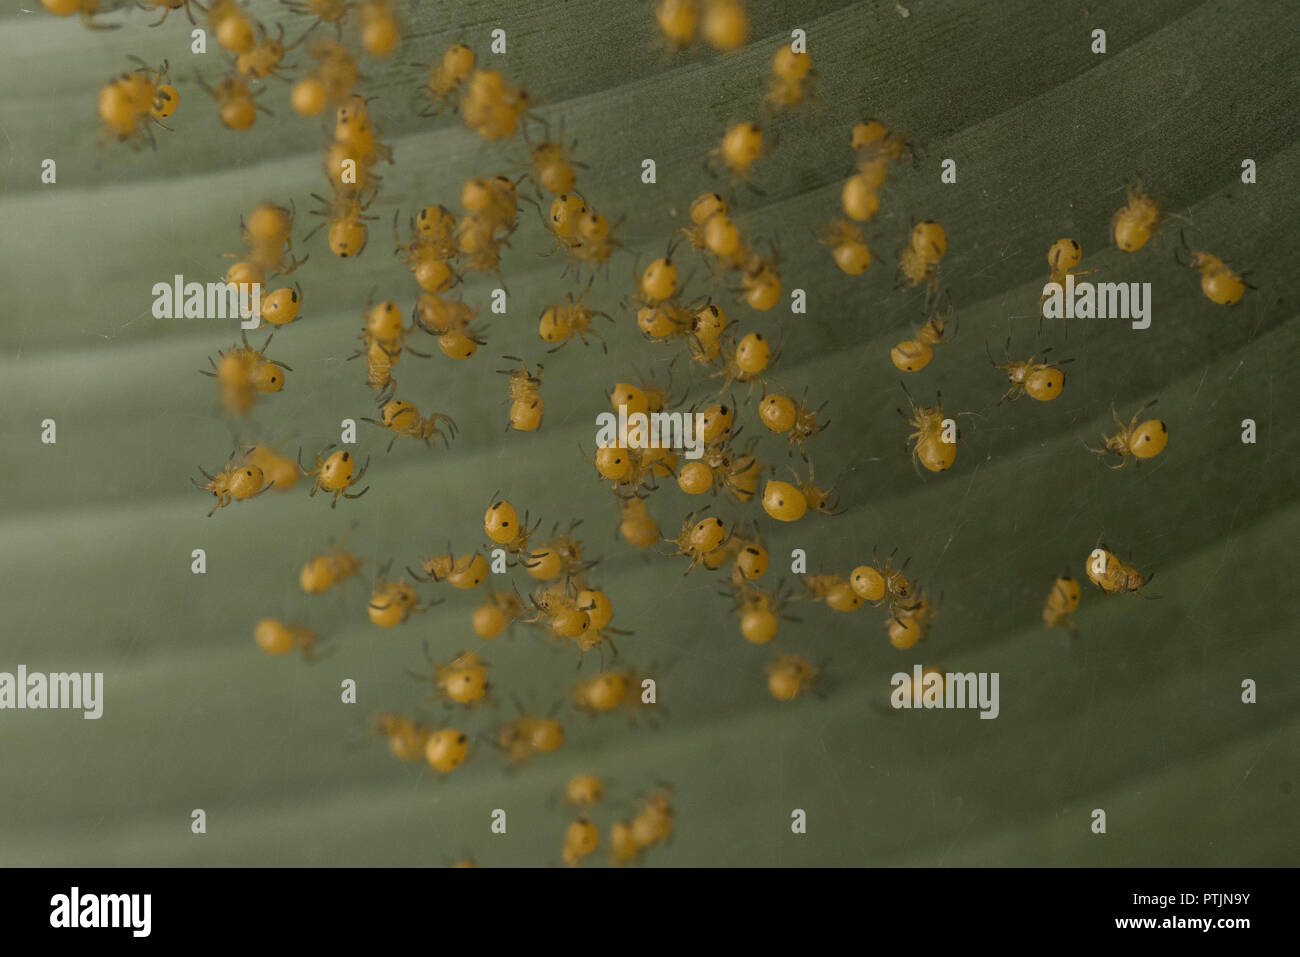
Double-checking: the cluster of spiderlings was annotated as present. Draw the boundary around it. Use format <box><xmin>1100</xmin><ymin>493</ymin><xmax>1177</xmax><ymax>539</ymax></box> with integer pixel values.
<box><xmin>190</xmin><ymin>2</ymin><xmax>392</xmax><ymax>130</ymax></box>
<box><xmin>226</xmin><ymin>200</ymin><xmax>307</xmax><ymax>325</ymax></box>
<box><xmin>484</xmin><ymin>705</ymin><xmax>565</xmax><ymax>767</ymax></box>
<box><xmin>540</xmin><ymin>190</ymin><xmax>622</xmax><ymax>280</ymax></box>
<box><xmin>274</xmin><ymin>486</ymin><xmax>631</xmax><ymax>781</ymax></box>
<box><xmin>824</xmin><ymin>121</ymin><xmax>960</xmax><ymax>387</ymax></box>
<box><xmin>72</xmin><ymin>0</ymin><xmax>854</xmax><ymax>842</ymax></box>
<box><xmin>695</xmin><ymin>146</ymin><xmax>787</xmax><ymax>323</ymax></box>
<box><xmin>530</xmin><ymin>545</ymin><xmax>625</xmax><ymax>660</ymax></box>
<box><xmin>42</xmin><ymin>0</ymin><xmax>1242</xmax><ymax>865</ymax></box>
<box><xmin>291</xmin><ymin>39</ymin><xmax>362</xmax><ymax>117</ymax></box>
<box><xmin>840</xmin><ymin>551</ymin><xmax>939</xmax><ymax>650</ymax></box>
<box><xmin>608</xmin><ymin>785</ymin><xmax>676</xmax><ymax>865</ymax></box>
<box><xmin>585</xmin><ymin>34</ymin><xmax>874</xmax><ymax>709</ymax></box>
<box><xmin>637</xmin><ymin>255</ymin><xmax>778</xmax><ymax>388</ymax></box>
<box><xmin>200</xmin><ymin>205</ymin><xmax>304</xmax><ymax>435</ymax></box>
<box><xmin>189</xmin><ymin>3</ymin><xmax>271</xmax><ymax>130</ymax></box>
<box><xmin>681</xmin><ymin>96</ymin><xmax>785</xmax><ymax>396</ymax></box>
<box><xmin>590</xmin><ymin>380</ymin><xmax>684</xmax><ymax>500</ymax></box>
<box><xmin>549</xmin><ymin>778</ymin><xmax>674</xmax><ymax>866</ymax></box>
<box><xmin>370</xmin><ymin>712</ymin><xmax>472</xmax><ymax>774</ymax></box>
<box><xmin>397</xmin><ymin>205</ymin><xmax>459</xmax><ymax>290</ymax></box>
<box><xmin>1025</xmin><ymin>182</ymin><xmax>1202</xmax><ymax>646</ymax></box>
<box><xmin>309</xmin><ymin>96</ymin><xmax>391</xmax><ymax>258</ymax></box>
<box><xmin>545</xmin><ymin>775</ymin><xmax>676</xmax><ymax>867</ymax></box>
<box><xmin>1105</xmin><ymin>183</ymin><xmax>1253</xmax><ymax>306</ymax></box>
<box><xmin>429</xmin><ymin>46</ymin><xmax>533</xmax><ymax>142</ymax></box>
<box><xmin>594</xmin><ymin>440</ymin><xmax>660</xmax><ymax>499</ymax></box>
<box><xmin>1024</xmin><ymin>186</ymin><xmax>1190</xmax><ymax>636</ymax></box>
<box><xmin>486</xmin><ymin>498</ymin><xmax>626</xmax><ymax>660</ymax></box>
<box><xmin>665</xmin><ymin>191</ymin><xmax>785</xmax><ymax>401</ymax></box>
<box><xmin>816</xmin><ymin>118</ymin><xmax>913</xmax><ymax>277</ymax></box>
<box><xmin>870</xmin><ymin>168</ymin><xmax>1188</xmax><ymax>510</ymax></box>
<box><xmin>670</xmin><ymin>401</ymin><xmax>762</xmax><ymax>503</ymax></box>
<box><xmin>700</xmin><ymin>523</ymin><xmax>769</xmax><ymax>583</ymax></box>
<box><xmin>154</xmin><ymin>0</ymin><xmax>887</xmax><ymax>832</ymax></box>
<box><xmin>723</xmin><ymin>549</ymin><xmax>792</xmax><ymax>646</ymax></box>
<box><xmin>891</xmin><ymin>218</ymin><xmax>952</xmax><ymax>367</ymax></box>
<box><xmin>461</xmin><ymin>69</ymin><xmax>531</xmax><ymax>140</ymax></box>
<box><xmin>355</xmin><ymin>300</ymin><xmax>456</xmax><ymax>434</ymax></box>
<box><xmin>681</xmin><ymin>193</ymin><xmax>737</xmax><ymax>267</ymax></box>
<box><xmin>1036</xmin><ymin>545</ymin><xmax>1154</xmax><ymax>645</ymax></box>
<box><xmin>97</xmin><ymin>57</ymin><xmax>177</xmax><ymax>149</ymax></box>
<box><xmin>394</xmin><ymin>175</ymin><xmax>526</xmax><ymax>361</ymax></box>
<box><xmin>349</xmin><ymin>298</ymin><xmax>427</xmax><ymax>400</ymax></box>
<box><xmin>456</xmin><ymin>173</ymin><xmax>522</xmax><ymax>284</ymax></box>
<box><xmin>397</xmin><ymin>201</ymin><xmax>483</xmax><ymax>360</ymax></box>
<box><xmin>631</xmin><ymin>279</ymin><xmax>692</xmax><ymax>346</ymax></box>
<box><xmin>655</xmin><ymin>0</ymin><xmax>750</xmax><ymax>54</ymax></box>
<box><xmin>284</xmin><ymin>0</ymin><xmax>400</xmax><ymax>58</ymax></box>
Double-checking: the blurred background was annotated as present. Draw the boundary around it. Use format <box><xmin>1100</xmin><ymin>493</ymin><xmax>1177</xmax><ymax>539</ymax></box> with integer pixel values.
<box><xmin>0</xmin><ymin>0</ymin><xmax>1296</xmax><ymax>866</ymax></box>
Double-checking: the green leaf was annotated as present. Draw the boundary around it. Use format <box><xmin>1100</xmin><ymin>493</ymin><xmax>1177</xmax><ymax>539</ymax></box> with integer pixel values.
<box><xmin>0</xmin><ymin>0</ymin><xmax>1296</xmax><ymax>866</ymax></box>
